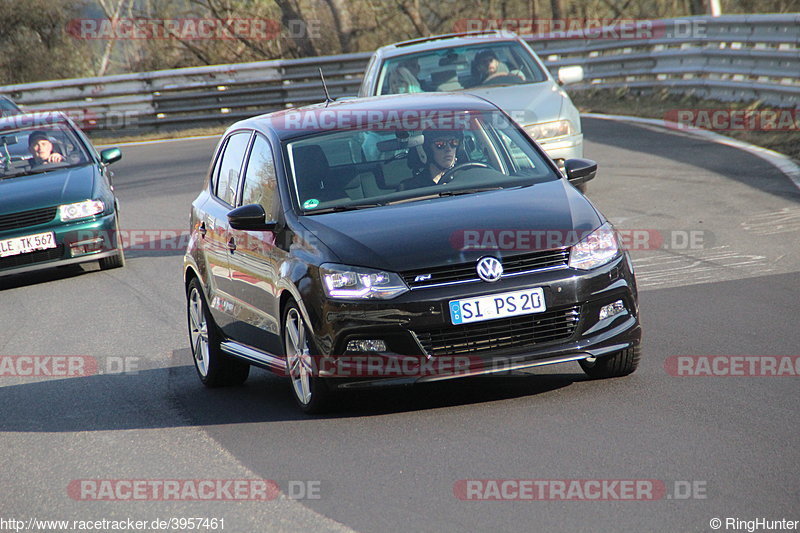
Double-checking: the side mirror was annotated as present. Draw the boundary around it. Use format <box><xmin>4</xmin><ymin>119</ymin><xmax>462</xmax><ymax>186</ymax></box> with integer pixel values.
<box><xmin>100</xmin><ymin>147</ymin><xmax>122</xmax><ymax>165</ymax></box>
<box><xmin>557</xmin><ymin>65</ymin><xmax>584</xmax><ymax>85</ymax></box>
<box><xmin>564</xmin><ymin>158</ymin><xmax>597</xmax><ymax>186</ymax></box>
<box><xmin>228</xmin><ymin>204</ymin><xmax>278</xmax><ymax>231</ymax></box>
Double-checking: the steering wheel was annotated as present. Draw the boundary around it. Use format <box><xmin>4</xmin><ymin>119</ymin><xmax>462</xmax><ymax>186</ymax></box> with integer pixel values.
<box><xmin>439</xmin><ymin>161</ymin><xmax>490</xmax><ymax>184</ymax></box>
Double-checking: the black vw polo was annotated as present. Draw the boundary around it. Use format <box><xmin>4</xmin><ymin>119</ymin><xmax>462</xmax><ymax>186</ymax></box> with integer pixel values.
<box><xmin>183</xmin><ymin>93</ymin><xmax>641</xmax><ymax>413</ymax></box>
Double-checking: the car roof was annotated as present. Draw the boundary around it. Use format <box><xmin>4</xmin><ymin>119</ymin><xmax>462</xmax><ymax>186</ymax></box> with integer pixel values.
<box><xmin>234</xmin><ymin>93</ymin><xmax>503</xmax><ymax>141</ymax></box>
<box><xmin>0</xmin><ymin>111</ymin><xmax>68</xmax><ymax>131</ymax></box>
<box><xmin>375</xmin><ymin>30</ymin><xmax>521</xmax><ymax>58</ymax></box>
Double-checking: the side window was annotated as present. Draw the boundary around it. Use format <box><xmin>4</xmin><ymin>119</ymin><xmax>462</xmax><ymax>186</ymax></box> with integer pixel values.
<box><xmin>241</xmin><ymin>134</ymin><xmax>279</xmax><ymax>219</ymax></box>
<box><xmin>215</xmin><ymin>131</ymin><xmax>251</xmax><ymax>205</ymax></box>
<box><xmin>462</xmin><ymin>131</ymin><xmax>489</xmax><ymax>163</ymax></box>
<box><xmin>496</xmin><ymin>128</ymin><xmax>538</xmax><ymax>171</ymax></box>
<box><xmin>209</xmin><ymin>137</ymin><xmax>229</xmax><ymax>192</ymax></box>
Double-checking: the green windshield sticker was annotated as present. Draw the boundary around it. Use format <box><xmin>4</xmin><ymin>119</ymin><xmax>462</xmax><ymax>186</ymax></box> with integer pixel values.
<box><xmin>303</xmin><ymin>199</ymin><xmax>320</xmax><ymax>209</ymax></box>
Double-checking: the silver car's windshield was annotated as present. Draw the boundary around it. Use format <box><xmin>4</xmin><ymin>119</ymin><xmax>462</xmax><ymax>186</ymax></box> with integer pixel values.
<box><xmin>285</xmin><ymin>110</ymin><xmax>559</xmax><ymax>214</ymax></box>
<box><xmin>376</xmin><ymin>42</ymin><xmax>547</xmax><ymax>95</ymax></box>
<box><xmin>0</xmin><ymin>122</ymin><xmax>90</xmax><ymax>179</ymax></box>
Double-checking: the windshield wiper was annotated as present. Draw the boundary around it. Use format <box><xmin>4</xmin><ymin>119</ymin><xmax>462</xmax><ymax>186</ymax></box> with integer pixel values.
<box><xmin>437</xmin><ymin>186</ymin><xmax>505</xmax><ymax>197</ymax></box>
<box><xmin>384</xmin><ymin>186</ymin><xmax>507</xmax><ymax>206</ymax></box>
<box><xmin>0</xmin><ymin>169</ymin><xmax>47</xmax><ymax>179</ymax></box>
<box><xmin>305</xmin><ymin>202</ymin><xmax>385</xmax><ymax>214</ymax></box>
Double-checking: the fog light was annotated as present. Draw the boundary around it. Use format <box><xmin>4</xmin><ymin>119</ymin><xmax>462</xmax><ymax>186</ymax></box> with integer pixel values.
<box><xmin>346</xmin><ymin>339</ymin><xmax>387</xmax><ymax>353</ymax></box>
<box><xmin>69</xmin><ymin>238</ymin><xmax>104</xmax><ymax>257</ymax></box>
<box><xmin>599</xmin><ymin>300</ymin><xmax>625</xmax><ymax>321</ymax></box>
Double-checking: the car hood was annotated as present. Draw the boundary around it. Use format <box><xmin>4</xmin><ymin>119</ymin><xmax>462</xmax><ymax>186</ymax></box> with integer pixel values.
<box><xmin>298</xmin><ymin>180</ymin><xmax>603</xmax><ymax>273</ymax></box>
<box><xmin>464</xmin><ymin>80</ymin><xmax>566</xmax><ymax>124</ymax></box>
<box><xmin>0</xmin><ymin>164</ymin><xmax>96</xmax><ymax>215</ymax></box>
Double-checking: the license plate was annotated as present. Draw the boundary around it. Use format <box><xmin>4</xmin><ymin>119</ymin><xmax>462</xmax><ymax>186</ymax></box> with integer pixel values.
<box><xmin>449</xmin><ymin>287</ymin><xmax>546</xmax><ymax>325</ymax></box>
<box><xmin>0</xmin><ymin>232</ymin><xmax>57</xmax><ymax>258</ymax></box>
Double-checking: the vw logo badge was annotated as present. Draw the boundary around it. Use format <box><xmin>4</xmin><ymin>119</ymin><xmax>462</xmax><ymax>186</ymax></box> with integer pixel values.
<box><xmin>477</xmin><ymin>256</ymin><xmax>503</xmax><ymax>282</ymax></box>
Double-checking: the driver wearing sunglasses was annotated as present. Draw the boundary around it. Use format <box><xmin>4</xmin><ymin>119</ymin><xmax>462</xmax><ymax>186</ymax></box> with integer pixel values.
<box><xmin>397</xmin><ymin>128</ymin><xmax>463</xmax><ymax>191</ymax></box>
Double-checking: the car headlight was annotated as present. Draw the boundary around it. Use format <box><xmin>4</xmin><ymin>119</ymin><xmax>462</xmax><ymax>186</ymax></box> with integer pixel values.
<box><xmin>59</xmin><ymin>200</ymin><xmax>105</xmax><ymax>221</ymax></box>
<box><xmin>320</xmin><ymin>263</ymin><xmax>408</xmax><ymax>300</ymax></box>
<box><xmin>524</xmin><ymin>120</ymin><xmax>573</xmax><ymax>141</ymax></box>
<box><xmin>569</xmin><ymin>223</ymin><xmax>619</xmax><ymax>270</ymax></box>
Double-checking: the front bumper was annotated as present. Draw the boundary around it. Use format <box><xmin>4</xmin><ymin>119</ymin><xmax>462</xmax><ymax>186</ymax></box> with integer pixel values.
<box><xmin>0</xmin><ymin>212</ymin><xmax>119</xmax><ymax>277</ymax></box>
<box><xmin>305</xmin><ymin>253</ymin><xmax>640</xmax><ymax>388</ymax></box>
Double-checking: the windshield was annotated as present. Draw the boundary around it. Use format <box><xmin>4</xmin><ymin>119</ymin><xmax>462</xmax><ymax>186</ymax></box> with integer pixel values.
<box><xmin>285</xmin><ymin>110</ymin><xmax>559</xmax><ymax>214</ymax></box>
<box><xmin>377</xmin><ymin>42</ymin><xmax>547</xmax><ymax>95</ymax></box>
<box><xmin>0</xmin><ymin>121</ymin><xmax>90</xmax><ymax>179</ymax></box>
<box><xmin>0</xmin><ymin>98</ymin><xmax>22</xmax><ymax>118</ymax></box>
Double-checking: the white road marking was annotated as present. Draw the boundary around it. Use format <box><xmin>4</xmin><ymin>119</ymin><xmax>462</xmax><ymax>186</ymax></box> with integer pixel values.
<box><xmin>633</xmin><ymin>246</ymin><xmax>774</xmax><ymax>289</ymax></box>
<box><xmin>741</xmin><ymin>207</ymin><xmax>800</xmax><ymax>235</ymax></box>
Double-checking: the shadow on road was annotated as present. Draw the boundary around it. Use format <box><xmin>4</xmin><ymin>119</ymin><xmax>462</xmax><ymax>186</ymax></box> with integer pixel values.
<box><xmin>0</xmin><ymin>348</ymin><xmax>583</xmax><ymax>431</ymax></box>
<box><xmin>0</xmin><ymin>263</ymin><xmax>94</xmax><ymax>291</ymax></box>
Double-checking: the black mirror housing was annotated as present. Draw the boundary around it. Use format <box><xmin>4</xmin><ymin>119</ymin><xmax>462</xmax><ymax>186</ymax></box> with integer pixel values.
<box><xmin>564</xmin><ymin>158</ymin><xmax>598</xmax><ymax>186</ymax></box>
<box><xmin>228</xmin><ymin>204</ymin><xmax>278</xmax><ymax>231</ymax></box>
<box><xmin>100</xmin><ymin>147</ymin><xmax>122</xmax><ymax>165</ymax></box>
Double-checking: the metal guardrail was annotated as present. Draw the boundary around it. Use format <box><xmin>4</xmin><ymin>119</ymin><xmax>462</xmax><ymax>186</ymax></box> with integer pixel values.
<box><xmin>532</xmin><ymin>14</ymin><xmax>800</xmax><ymax>107</ymax></box>
<box><xmin>0</xmin><ymin>14</ymin><xmax>797</xmax><ymax>134</ymax></box>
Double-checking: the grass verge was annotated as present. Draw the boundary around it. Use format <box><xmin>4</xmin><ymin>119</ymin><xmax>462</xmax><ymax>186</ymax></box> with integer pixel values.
<box><xmin>89</xmin><ymin>126</ymin><xmax>225</xmax><ymax>146</ymax></box>
<box><xmin>570</xmin><ymin>87</ymin><xmax>800</xmax><ymax>161</ymax></box>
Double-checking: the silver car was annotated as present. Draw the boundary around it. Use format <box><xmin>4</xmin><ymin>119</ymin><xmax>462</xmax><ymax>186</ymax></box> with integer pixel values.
<box><xmin>359</xmin><ymin>31</ymin><xmax>585</xmax><ymax>170</ymax></box>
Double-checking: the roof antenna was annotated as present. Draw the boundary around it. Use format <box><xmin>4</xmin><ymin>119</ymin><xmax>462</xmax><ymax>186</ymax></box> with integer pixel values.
<box><xmin>319</xmin><ymin>67</ymin><xmax>334</xmax><ymax>107</ymax></box>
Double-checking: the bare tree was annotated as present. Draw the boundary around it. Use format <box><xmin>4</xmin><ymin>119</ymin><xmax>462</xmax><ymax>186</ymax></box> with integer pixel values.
<box><xmin>324</xmin><ymin>0</ymin><xmax>355</xmax><ymax>52</ymax></box>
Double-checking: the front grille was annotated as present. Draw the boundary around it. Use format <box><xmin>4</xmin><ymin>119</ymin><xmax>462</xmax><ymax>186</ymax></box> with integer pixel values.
<box><xmin>0</xmin><ymin>207</ymin><xmax>58</xmax><ymax>232</ymax></box>
<box><xmin>402</xmin><ymin>248</ymin><xmax>569</xmax><ymax>288</ymax></box>
<box><xmin>415</xmin><ymin>305</ymin><xmax>581</xmax><ymax>357</ymax></box>
<box><xmin>0</xmin><ymin>245</ymin><xmax>64</xmax><ymax>270</ymax></box>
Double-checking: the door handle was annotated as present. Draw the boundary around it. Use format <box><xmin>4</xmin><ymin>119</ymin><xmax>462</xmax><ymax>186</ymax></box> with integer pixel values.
<box><xmin>227</xmin><ymin>237</ymin><xmax>236</xmax><ymax>252</ymax></box>
<box><xmin>198</xmin><ymin>222</ymin><xmax>207</xmax><ymax>237</ymax></box>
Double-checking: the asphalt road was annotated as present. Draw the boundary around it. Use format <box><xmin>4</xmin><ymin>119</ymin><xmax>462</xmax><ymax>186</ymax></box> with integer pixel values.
<box><xmin>1</xmin><ymin>118</ymin><xmax>798</xmax><ymax>533</ymax></box>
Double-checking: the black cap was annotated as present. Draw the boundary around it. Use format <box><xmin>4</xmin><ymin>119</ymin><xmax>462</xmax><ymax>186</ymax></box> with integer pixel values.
<box><xmin>28</xmin><ymin>131</ymin><xmax>50</xmax><ymax>147</ymax></box>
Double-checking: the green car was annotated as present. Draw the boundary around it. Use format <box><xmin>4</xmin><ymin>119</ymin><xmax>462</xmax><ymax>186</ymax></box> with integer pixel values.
<box><xmin>0</xmin><ymin>112</ymin><xmax>125</xmax><ymax>278</ymax></box>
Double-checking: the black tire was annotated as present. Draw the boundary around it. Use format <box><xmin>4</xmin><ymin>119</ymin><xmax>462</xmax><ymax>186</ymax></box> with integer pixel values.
<box><xmin>186</xmin><ymin>278</ymin><xmax>249</xmax><ymax>387</ymax></box>
<box><xmin>579</xmin><ymin>345</ymin><xmax>640</xmax><ymax>379</ymax></box>
<box><xmin>282</xmin><ymin>300</ymin><xmax>331</xmax><ymax>414</ymax></box>
<box><xmin>99</xmin><ymin>217</ymin><xmax>125</xmax><ymax>270</ymax></box>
